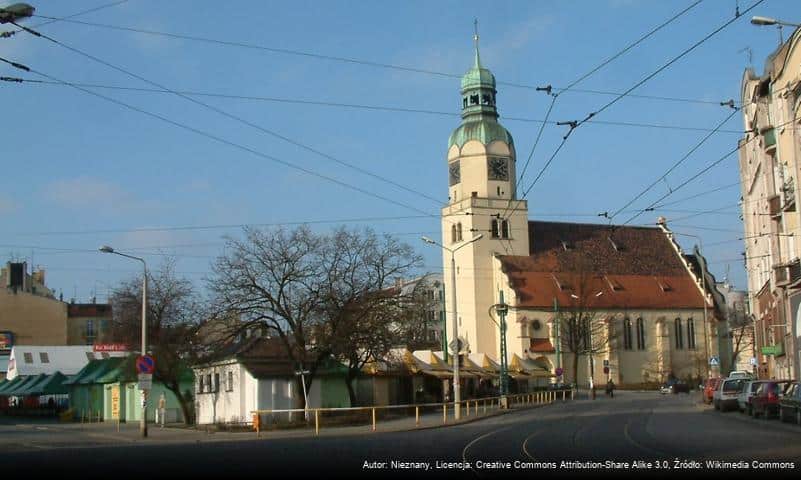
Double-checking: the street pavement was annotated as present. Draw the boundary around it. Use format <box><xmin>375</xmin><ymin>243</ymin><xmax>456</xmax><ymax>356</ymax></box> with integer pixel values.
<box><xmin>2</xmin><ymin>391</ymin><xmax>800</xmax><ymax>477</ymax></box>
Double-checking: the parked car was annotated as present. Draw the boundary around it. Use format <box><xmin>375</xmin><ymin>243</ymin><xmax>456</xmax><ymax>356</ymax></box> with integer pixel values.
<box><xmin>660</xmin><ymin>379</ymin><xmax>689</xmax><ymax>394</ymax></box>
<box><xmin>779</xmin><ymin>382</ymin><xmax>801</xmax><ymax>425</ymax></box>
<box><xmin>713</xmin><ymin>378</ymin><xmax>745</xmax><ymax>411</ymax></box>
<box><xmin>751</xmin><ymin>380</ymin><xmax>792</xmax><ymax>419</ymax></box>
<box><xmin>737</xmin><ymin>380</ymin><xmax>770</xmax><ymax>415</ymax></box>
<box><xmin>727</xmin><ymin>371</ymin><xmax>753</xmax><ymax>380</ymax></box>
<box><xmin>703</xmin><ymin>378</ymin><xmax>722</xmax><ymax>404</ymax></box>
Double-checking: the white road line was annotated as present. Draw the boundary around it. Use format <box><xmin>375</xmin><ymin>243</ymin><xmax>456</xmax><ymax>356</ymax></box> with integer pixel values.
<box><xmin>462</xmin><ymin>425</ymin><xmax>516</xmax><ymax>476</ymax></box>
<box><xmin>521</xmin><ymin>429</ymin><xmax>543</xmax><ymax>461</ymax></box>
<box><xmin>622</xmin><ymin>411</ymin><xmax>669</xmax><ymax>458</ymax></box>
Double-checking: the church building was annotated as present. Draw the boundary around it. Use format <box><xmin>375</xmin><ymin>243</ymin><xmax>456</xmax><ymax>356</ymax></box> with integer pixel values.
<box><xmin>441</xmin><ymin>34</ymin><xmax>721</xmax><ymax>389</ymax></box>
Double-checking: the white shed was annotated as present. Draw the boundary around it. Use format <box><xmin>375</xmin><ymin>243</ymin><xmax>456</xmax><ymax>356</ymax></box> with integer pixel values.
<box><xmin>7</xmin><ymin>345</ymin><xmax>126</xmax><ymax>380</ymax></box>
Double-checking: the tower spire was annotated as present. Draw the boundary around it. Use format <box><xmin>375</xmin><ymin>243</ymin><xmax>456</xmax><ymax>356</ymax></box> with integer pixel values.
<box><xmin>473</xmin><ymin>18</ymin><xmax>481</xmax><ymax>68</ymax></box>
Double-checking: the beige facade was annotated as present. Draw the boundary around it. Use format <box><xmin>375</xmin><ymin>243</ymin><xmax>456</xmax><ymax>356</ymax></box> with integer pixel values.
<box><xmin>739</xmin><ymin>27</ymin><xmax>801</xmax><ymax>380</ymax></box>
<box><xmin>440</xmin><ymin>42</ymin><xmax>719</xmax><ymax>389</ymax></box>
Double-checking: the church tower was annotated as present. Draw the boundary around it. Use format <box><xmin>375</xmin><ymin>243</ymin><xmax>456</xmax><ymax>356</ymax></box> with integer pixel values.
<box><xmin>441</xmin><ymin>26</ymin><xmax>529</xmax><ymax>360</ymax></box>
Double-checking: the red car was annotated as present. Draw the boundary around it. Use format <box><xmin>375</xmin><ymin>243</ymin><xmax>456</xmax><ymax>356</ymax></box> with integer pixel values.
<box><xmin>751</xmin><ymin>380</ymin><xmax>792</xmax><ymax>419</ymax></box>
<box><xmin>703</xmin><ymin>378</ymin><xmax>722</xmax><ymax>404</ymax></box>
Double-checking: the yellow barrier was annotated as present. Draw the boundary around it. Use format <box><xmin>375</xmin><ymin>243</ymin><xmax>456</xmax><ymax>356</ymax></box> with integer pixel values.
<box><xmin>248</xmin><ymin>389</ymin><xmax>573</xmax><ymax>436</ymax></box>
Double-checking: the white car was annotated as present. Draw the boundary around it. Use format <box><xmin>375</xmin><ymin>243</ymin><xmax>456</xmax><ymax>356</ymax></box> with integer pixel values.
<box><xmin>737</xmin><ymin>380</ymin><xmax>769</xmax><ymax>415</ymax></box>
<box><xmin>714</xmin><ymin>378</ymin><xmax>746</xmax><ymax>412</ymax></box>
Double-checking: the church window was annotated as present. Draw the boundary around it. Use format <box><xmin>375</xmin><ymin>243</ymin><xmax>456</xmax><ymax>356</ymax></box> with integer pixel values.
<box><xmin>623</xmin><ymin>318</ymin><xmax>633</xmax><ymax>350</ymax></box>
<box><xmin>463</xmin><ymin>97</ymin><xmax>468</xmax><ymax>109</ymax></box>
<box><xmin>501</xmin><ymin>220</ymin><xmax>510</xmax><ymax>239</ymax></box>
<box><xmin>456</xmin><ymin>223</ymin><xmax>463</xmax><ymax>242</ymax></box>
<box><xmin>481</xmin><ymin>93</ymin><xmax>493</xmax><ymax>105</ymax></box>
<box><xmin>674</xmin><ymin>318</ymin><xmax>683</xmax><ymax>349</ymax></box>
<box><xmin>469</xmin><ymin>94</ymin><xmax>479</xmax><ymax>105</ymax></box>
<box><xmin>491</xmin><ymin>219</ymin><xmax>500</xmax><ymax>238</ymax></box>
<box><xmin>451</xmin><ymin>225</ymin><xmax>457</xmax><ymax>244</ymax></box>
<box><xmin>636</xmin><ymin>317</ymin><xmax>646</xmax><ymax>350</ymax></box>
<box><xmin>687</xmin><ymin>318</ymin><xmax>696</xmax><ymax>349</ymax></box>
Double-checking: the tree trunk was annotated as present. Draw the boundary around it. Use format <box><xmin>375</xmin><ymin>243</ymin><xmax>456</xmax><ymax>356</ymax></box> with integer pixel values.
<box><xmin>344</xmin><ymin>370</ymin><xmax>358</xmax><ymax>407</ymax></box>
<box><xmin>572</xmin><ymin>352</ymin><xmax>580</xmax><ymax>390</ymax></box>
<box><xmin>164</xmin><ymin>381</ymin><xmax>193</xmax><ymax>424</ymax></box>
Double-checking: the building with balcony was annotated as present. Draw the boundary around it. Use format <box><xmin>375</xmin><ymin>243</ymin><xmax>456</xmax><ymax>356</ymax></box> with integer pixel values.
<box><xmin>738</xmin><ymin>26</ymin><xmax>801</xmax><ymax>380</ymax></box>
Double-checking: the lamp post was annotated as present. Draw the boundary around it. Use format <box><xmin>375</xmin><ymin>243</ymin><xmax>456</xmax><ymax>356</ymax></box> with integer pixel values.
<box><xmin>99</xmin><ymin>245</ymin><xmax>148</xmax><ymax>438</ymax></box>
<box><xmin>421</xmin><ymin>234</ymin><xmax>483</xmax><ymax>420</ymax></box>
<box><xmin>751</xmin><ymin>16</ymin><xmax>801</xmax><ymax>45</ymax></box>
<box><xmin>0</xmin><ymin>3</ymin><xmax>34</xmax><ymax>23</ymax></box>
<box><xmin>670</xmin><ymin>232</ymin><xmax>711</xmax><ymax>379</ymax></box>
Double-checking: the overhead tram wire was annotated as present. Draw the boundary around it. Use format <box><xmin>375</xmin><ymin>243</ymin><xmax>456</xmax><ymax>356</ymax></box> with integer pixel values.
<box><xmin>29</xmin><ymin>14</ymin><xmax>737</xmax><ymax>108</ymax></box>
<box><xmin>503</xmin><ymin>0</ymin><xmax>747</xmax><ymax>221</ymax></box>
<box><xmin>499</xmin><ymin>0</ymin><xmax>704</xmax><ymax>222</ymax></box>
<box><xmin>608</xmin><ymin>107</ymin><xmax>740</xmax><ymax>221</ymax></box>
<box><xmin>0</xmin><ymin>0</ymin><xmax>129</xmax><ymax>38</ymax></box>
<box><xmin>9</xmin><ymin>22</ymin><xmax>444</xmax><ymax>209</ymax></box>
<box><xmin>0</xmin><ymin>77</ymin><xmax>745</xmax><ymax>135</ymax></box>
<box><xmin>650</xmin><ymin>182</ymin><xmax>740</xmax><ymax>208</ymax></box>
<box><xmin>0</xmin><ymin>56</ymin><xmax>446</xmax><ymax>224</ymax></box>
<box><xmin>574</xmin><ymin>0</ymin><xmax>765</xmax><ymax>129</ymax></box>
<box><xmin>621</xmin><ymin>113</ymin><xmax>800</xmax><ymax>226</ymax></box>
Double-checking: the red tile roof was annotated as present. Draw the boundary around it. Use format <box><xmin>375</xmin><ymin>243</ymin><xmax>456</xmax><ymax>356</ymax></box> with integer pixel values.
<box><xmin>499</xmin><ymin>221</ymin><xmax>704</xmax><ymax>310</ymax></box>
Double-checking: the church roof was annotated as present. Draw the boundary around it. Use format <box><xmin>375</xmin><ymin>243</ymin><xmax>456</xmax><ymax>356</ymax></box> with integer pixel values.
<box><xmin>498</xmin><ymin>221</ymin><xmax>705</xmax><ymax>310</ymax></box>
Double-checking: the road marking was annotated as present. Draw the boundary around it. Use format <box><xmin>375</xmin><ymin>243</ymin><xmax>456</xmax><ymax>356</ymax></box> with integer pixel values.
<box><xmin>462</xmin><ymin>425</ymin><xmax>516</xmax><ymax>476</ymax></box>
<box><xmin>521</xmin><ymin>429</ymin><xmax>543</xmax><ymax>461</ymax></box>
<box><xmin>622</xmin><ymin>411</ymin><xmax>669</xmax><ymax>458</ymax></box>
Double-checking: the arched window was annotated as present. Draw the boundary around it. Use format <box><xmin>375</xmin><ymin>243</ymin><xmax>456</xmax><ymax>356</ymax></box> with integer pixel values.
<box><xmin>687</xmin><ymin>318</ymin><xmax>696</xmax><ymax>349</ymax></box>
<box><xmin>623</xmin><ymin>318</ymin><xmax>633</xmax><ymax>350</ymax></box>
<box><xmin>674</xmin><ymin>318</ymin><xmax>683</xmax><ymax>349</ymax></box>
<box><xmin>501</xmin><ymin>220</ymin><xmax>510</xmax><ymax>239</ymax></box>
<box><xmin>491</xmin><ymin>219</ymin><xmax>500</xmax><ymax>238</ymax></box>
<box><xmin>636</xmin><ymin>317</ymin><xmax>646</xmax><ymax>350</ymax></box>
<box><xmin>456</xmin><ymin>222</ymin><xmax>463</xmax><ymax>242</ymax></box>
<box><xmin>463</xmin><ymin>97</ymin><xmax>468</xmax><ymax>109</ymax></box>
<box><xmin>451</xmin><ymin>224</ymin><xmax>457</xmax><ymax>244</ymax></box>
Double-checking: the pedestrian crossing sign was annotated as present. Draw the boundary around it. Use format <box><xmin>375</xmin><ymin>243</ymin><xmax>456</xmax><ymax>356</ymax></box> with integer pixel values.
<box><xmin>709</xmin><ymin>356</ymin><xmax>720</xmax><ymax>366</ymax></box>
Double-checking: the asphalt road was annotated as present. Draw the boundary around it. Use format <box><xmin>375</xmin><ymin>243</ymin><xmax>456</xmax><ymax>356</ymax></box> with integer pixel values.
<box><xmin>4</xmin><ymin>391</ymin><xmax>800</xmax><ymax>478</ymax></box>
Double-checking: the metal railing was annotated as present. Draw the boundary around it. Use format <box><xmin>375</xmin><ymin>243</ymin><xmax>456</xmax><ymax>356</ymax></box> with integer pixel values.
<box><xmin>250</xmin><ymin>389</ymin><xmax>573</xmax><ymax>436</ymax></box>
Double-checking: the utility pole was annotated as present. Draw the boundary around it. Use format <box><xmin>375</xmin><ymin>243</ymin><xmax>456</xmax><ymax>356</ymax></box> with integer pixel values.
<box><xmin>498</xmin><ymin>290</ymin><xmax>509</xmax><ymax>398</ymax></box>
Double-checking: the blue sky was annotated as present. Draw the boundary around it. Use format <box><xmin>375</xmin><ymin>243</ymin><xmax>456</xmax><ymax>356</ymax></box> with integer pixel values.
<box><xmin>0</xmin><ymin>0</ymin><xmax>794</xmax><ymax>301</ymax></box>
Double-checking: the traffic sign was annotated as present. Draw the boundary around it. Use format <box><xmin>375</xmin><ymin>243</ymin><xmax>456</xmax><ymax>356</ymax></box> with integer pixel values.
<box><xmin>555</xmin><ymin>367</ymin><xmax>564</xmax><ymax>376</ymax></box>
<box><xmin>136</xmin><ymin>355</ymin><xmax>155</xmax><ymax>374</ymax></box>
<box><xmin>603</xmin><ymin>366</ymin><xmax>610</xmax><ymax>374</ymax></box>
<box><xmin>750</xmin><ymin>356</ymin><xmax>758</xmax><ymax>366</ymax></box>
<box><xmin>603</xmin><ymin>359</ymin><xmax>609</xmax><ymax>367</ymax></box>
<box><xmin>709</xmin><ymin>356</ymin><xmax>720</xmax><ymax>366</ymax></box>
<box><xmin>137</xmin><ymin>373</ymin><xmax>152</xmax><ymax>391</ymax></box>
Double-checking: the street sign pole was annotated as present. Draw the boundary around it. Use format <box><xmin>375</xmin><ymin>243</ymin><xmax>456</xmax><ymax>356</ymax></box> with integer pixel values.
<box><xmin>498</xmin><ymin>290</ymin><xmax>509</xmax><ymax>399</ymax></box>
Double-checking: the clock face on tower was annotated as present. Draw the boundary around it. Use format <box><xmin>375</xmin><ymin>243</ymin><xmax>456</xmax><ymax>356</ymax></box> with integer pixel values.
<box><xmin>488</xmin><ymin>157</ymin><xmax>509</xmax><ymax>181</ymax></box>
<box><xmin>449</xmin><ymin>161</ymin><xmax>461</xmax><ymax>186</ymax></box>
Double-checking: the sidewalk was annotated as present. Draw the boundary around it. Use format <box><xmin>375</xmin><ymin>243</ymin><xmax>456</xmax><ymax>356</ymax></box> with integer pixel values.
<box><xmin>1</xmin><ymin>400</ymin><xmax>558</xmax><ymax>449</ymax></box>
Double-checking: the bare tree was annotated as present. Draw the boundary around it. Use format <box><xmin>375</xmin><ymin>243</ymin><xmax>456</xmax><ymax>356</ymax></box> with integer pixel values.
<box><xmin>554</xmin><ymin>272</ymin><xmax>610</xmax><ymax>388</ymax></box>
<box><xmin>110</xmin><ymin>259</ymin><xmax>201</xmax><ymax>423</ymax></box>
<box><xmin>208</xmin><ymin>225</ymin><xmax>421</xmax><ymax>408</ymax></box>
<box><xmin>728</xmin><ymin>308</ymin><xmax>756</xmax><ymax>372</ymax></box>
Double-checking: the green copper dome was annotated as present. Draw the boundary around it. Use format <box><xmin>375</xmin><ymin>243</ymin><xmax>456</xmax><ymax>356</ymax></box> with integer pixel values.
<box><xmin>448</xmin><ymin>120</ymin><xmax>514</xmax><ymax>149</ymax></box>
<box><xmin>447</xmin><ymin>28</ymin><xmax>512</xmax><ymax>150</ymax></box>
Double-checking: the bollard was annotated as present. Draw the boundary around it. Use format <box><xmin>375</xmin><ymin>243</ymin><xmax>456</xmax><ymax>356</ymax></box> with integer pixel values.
<box><xmin>483</xmin><ymin>399</ymin><xmax>486</xmax><ymax>414</ymax></box>
<box><xmin>475</xmin><ymin>400</ymin><xmax>478</xmax><ymax>416</ymax></box>
<box><xmin>372</xmin><ymin>408</ymin><xmax>376</xmax><ymax>432</ymax></box>
<box><xmin>443</xmin><ymin>404</ymin><xmax>447</xmax><ymax>424</ymax></box>
<box><xmin>315</xmin><ymin>409</ymin><xmax>320</xmax><ymax>436</ymax></box>
<box><xmin>253</xmin><ymin>413</ymin><xmax>260</xmax><ymax>437</ymax></box>
<box><xmin>466</xmin><ymin>400</ymin><xmax>470</xmax><ymax>417</ymax></box>
<box><xmin>415</xmin><ymin>406</ymin><xmax>419</xmax><ymax>426</ymax></box>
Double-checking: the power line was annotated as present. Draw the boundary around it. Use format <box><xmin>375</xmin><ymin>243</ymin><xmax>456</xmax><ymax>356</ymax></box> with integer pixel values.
<box><xmin>665</xmin><ymin>204</ymin><xmax>740</xmax><ymax>223</ymax></box>
<box><xmin>2</xmin><ymin>56</ymin><xmax>444</xmax><ymax>223</ymax></box>
<box><xmin>575</xmin><ymin>0</ymin><xmax>764</xmax><ymax>128</ymax></box>
<box><xmin>29</xmin><ymin>14</ymin><xmax>738</xmax><ymax>108</ymax></box>
<box><xmin>10</xmin><ymin>23</ymin><xmax>444</xmax><ymax>209</ymax></box>
<box><xmin>0</xmin><ymin>76</ymin><xmax>745</xmax><ymax>135</ymax></box>
<box><xmin>651</xmin><ymin>182</ymin><xmax>740</xmax><ymax>208</ymax></box>
<box><xmin>0</xmin><ymin>0</ymin><xmax>129</xmax><ymax>38</ymax></box>
<box><xmin>609</xmin><ymin>108</ymin><xmax>740</xmax><ymax>220</ymax></box>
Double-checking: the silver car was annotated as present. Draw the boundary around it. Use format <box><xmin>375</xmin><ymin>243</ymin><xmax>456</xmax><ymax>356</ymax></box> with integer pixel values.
<box><xmin>737</xmin><ymin>380</ymin><xmax>769</xmax><ymax>414</ymax></box>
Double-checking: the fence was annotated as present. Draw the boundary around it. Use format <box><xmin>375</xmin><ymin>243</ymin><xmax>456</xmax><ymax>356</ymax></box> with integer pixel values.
<box><xmin>251</xmin><ymin>389</ymin><xmax>573</xmax><ymax>436</ymax></box>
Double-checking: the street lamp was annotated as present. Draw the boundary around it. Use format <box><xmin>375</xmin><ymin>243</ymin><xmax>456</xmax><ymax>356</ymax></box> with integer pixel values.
<box><xmin>751</xmin><ymin>16</ymin><xmax>801</xmax><ymax>45</ymax></box>
<box><xmin>99</xmin><ymin>245</ymin><xmax>148</xmax><ymax>438</ymax></box>
<box><xmin>421</xmin><ymin>234</ymin><xmax>483</xmax><ymax>420</ymax></box>
<box><xmin>0</xmin><ymin>3</ymin><xmax>34</xmax><ymax>24</ymax></box>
